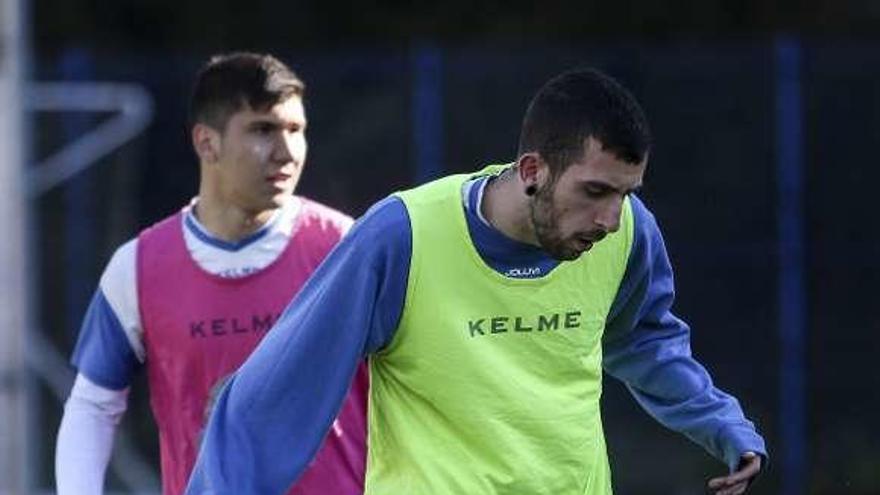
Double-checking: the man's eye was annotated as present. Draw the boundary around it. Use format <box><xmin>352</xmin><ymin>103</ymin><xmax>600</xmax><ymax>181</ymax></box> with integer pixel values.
<box><xmin>253</xmin><ymin>124</ymin><xmax>275</xmax><ymax>134</ymax></box>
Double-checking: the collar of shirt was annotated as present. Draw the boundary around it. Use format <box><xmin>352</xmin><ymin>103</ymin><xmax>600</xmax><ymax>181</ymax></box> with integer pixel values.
<box><xmin>180</xmin><ymin>197</ymin><xmax>301</xmax><ymax>278</ymax></box>
<box><xmin>461</xmin><ymin>176</ymin><xmax>560</xmax><ymax>278</ymax></box>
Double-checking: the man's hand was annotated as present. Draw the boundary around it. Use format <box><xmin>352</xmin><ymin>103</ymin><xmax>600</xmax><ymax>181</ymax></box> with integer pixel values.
<box><xmin>707</xmin><ymin>452</ymin><xmax>762</xmax><ymax>495</ymax></box>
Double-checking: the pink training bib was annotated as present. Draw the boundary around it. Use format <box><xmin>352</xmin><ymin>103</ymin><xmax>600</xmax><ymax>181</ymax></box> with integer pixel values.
<box><xmin>137</xmin><ymin>198</ymin><xmax>366</xmax><ymax>495</ymax></box>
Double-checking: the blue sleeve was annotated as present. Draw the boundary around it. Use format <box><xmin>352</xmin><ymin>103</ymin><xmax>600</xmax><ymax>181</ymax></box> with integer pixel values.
<box><xmin>603</xmin><ymin>196</ymin><xmax>768</xmax><ymax>472</ymax></box>
<box><xmin>186</xmin><ymin>196</ymin><xmax>411</xmax><ymax>494</ymax></box>
<box><xmin>71</xmin><ymin>289</ymin><xmax>140</xmax><ymax>390</ymax></box>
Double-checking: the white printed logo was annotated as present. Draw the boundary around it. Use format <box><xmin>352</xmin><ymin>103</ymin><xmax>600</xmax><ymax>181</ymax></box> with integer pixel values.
<box><xmin>505</xmin><ymin>266</ymin><xmax>541</xmax><ymax>278</ymax></box>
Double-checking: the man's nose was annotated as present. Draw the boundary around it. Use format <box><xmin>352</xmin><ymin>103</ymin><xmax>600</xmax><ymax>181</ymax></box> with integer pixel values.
<box><xmin>596</xmin><ymin>199</ymin><xmax>622</xmax><ymax>233</ymax></box>
<box><xmin>273</xmin><ymin>135</ymin><xmax>294</xmax><ymax>162</ymax></box>
<box><xmin>274</xmin><ymin>130</ymin><xmax>305</xmax><ymax>163</ymax></box>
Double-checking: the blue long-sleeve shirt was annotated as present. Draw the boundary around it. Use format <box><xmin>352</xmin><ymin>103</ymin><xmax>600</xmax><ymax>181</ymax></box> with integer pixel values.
<box><xmin>187</xmin><ymin>177</ymin><xmax>767</xmax><ymax>494</ymax></box>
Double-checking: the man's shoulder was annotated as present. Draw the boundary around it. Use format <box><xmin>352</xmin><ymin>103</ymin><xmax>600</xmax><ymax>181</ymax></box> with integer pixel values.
<box><xmin>628</xmin><ymin>194</ymin><xmax>665</xmax><ymax>238</ymax></box>
<box><xmin>102</xmin><ymin>237</ymin><xmax>139</xmax><ymax>284</ymax></box>
<box><xmin>135</xmin><ymin>208</ymin><xmax>187</xmax><ymax>246</ymax></box>
<box><xmin>314</xmin><ymin>195</ymin><xmax>411</xmax><ymax>254</ymax></box>
<box><xmin>357</xmin><ymin>195</ymin><xmax>410</xmax><ymax>234</ymax></box>
<box><xmin>617</xmin><ymin>194</ymin><xmax>668</xmax><ymax>279</ymax></box>
<box><xmin>295</xmin><ymin>196</ymin><xmax>354</xmax><ymax>234</ymax></box>
<box><xmin>97</xmin><ymin>237</ymin><xmax>139</xmax><ymax>326</ymax></box>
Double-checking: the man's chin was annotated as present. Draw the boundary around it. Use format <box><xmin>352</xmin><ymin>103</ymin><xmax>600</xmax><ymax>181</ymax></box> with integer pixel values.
<box><xmin>555</xmin><ymin>241</ymin><xmax>599</xmax><ymax>261</ymax></box>
<box><xmin>268</xmin><ymin>193</ymin><xmax>294</xmax><ymax>208</ymax></box>
<box><xmin>560</xmin><ymin>252</ymin><xmax>583</xmax><ymax>262</ymax></box>
<box><xmin>548</xmin><ymin>248</ymin><xmax>583</xmax><ymax>262</ymax></box>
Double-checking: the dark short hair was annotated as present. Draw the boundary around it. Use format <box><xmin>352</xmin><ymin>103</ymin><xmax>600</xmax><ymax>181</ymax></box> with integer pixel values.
<box><xmin>189</xmin><ymin>52</ymin><xmax>305</xmax><ymax>132</ymax></box>
<box><xmin>518</xmin><ymin>68</ymin><xmax>651</xmax><ymax>175</ymax></box>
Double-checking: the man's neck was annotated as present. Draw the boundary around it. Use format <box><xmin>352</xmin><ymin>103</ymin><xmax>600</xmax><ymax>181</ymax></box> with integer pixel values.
<box><xmin>192</xmin><ymin>194</ymin><xmax>278</xmax><ymax>243</ymax></box>
<box><xmin>480</xmin><ymin>170</ymin><xmax>539</xmax><ymax>247</ymax></box>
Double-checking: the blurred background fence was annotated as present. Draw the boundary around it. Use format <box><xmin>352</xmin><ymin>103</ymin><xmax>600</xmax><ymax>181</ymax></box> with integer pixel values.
<box><xmin>3</xmin><ymin>1</ymin><xmax>880</xmax><ymax>493</ymax></box>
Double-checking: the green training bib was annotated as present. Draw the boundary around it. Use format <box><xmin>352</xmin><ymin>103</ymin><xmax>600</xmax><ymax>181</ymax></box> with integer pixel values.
<box><xmin>367</xmin><ymin>166</ymin><xmax>633</xmax><ymax>494</ymax></box>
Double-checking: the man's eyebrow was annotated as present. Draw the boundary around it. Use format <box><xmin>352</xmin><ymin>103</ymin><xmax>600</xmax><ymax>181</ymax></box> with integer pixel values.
<box><xmin>245</xmin><ymin>117</ymin><xmax>307</xmax><ymax>131</ymax></box>
<box><xmin>272</xmin><ymin>116</ymin><xmax>308</xmax><ymax>129</ymax></box>
<box><xmin>583</xmin><ymin>180</ymin><xmax>642</xmax><ymax>195</ymax></box>
<box><xmin>246</xmin><ymin>118</ymin><xmax>280</xmax><ymax>127</ymax></box>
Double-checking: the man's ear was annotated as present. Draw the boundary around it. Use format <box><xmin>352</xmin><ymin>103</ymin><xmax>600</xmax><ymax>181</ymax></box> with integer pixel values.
<box><xmin>192</xmin><ymin>123</ymin><xmax>221</xmax><ymax>164</ymax></box>
<box><xmin>516</xmin><ymin>152</ymin><xmax>549</xmax><ymax>193</ymax></box>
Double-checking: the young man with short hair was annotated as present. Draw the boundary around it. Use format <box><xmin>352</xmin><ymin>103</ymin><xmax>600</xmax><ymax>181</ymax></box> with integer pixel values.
<box><xmin>55</xmin><ymin>52</ymin><xmax>366</xmax><ymax>495</ymax></box>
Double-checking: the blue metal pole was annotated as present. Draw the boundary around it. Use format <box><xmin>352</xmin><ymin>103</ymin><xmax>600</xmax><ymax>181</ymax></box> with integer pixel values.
<box><xmin>411</xmin><ymin>43</ymin><xmax>443</xmax><ymax>184</ymax></box>
<box><xmin>775</xmin><ymin>35</ymin><xmax>806</xmax><ymax>495</ymax></box>
<box><xmin>60</xmin><ymin>48</ymin><xmax>96</xmax><ymax>342</ymax></box>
